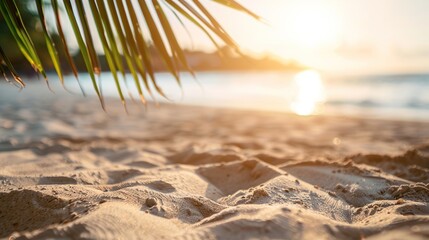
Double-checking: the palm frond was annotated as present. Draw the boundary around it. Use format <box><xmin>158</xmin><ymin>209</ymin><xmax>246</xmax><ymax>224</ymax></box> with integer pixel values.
<box><xmin>0</xmin><ymin>0</ymin><xmax>257</xmax><ymax>108</ymax></box>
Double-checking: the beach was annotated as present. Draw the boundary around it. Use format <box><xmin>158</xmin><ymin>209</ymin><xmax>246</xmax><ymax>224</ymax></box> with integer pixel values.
<box><xmin>0</xmin><ymin>83</ymin><xmax>429</xmax><ymax>239</ymax></box>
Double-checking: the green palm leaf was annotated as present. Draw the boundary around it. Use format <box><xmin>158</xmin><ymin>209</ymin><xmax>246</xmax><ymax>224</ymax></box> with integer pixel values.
<box><xmin>36</xmin><ymin>0</ymin><xmax>64</xmax><ymax>85</ymax></box>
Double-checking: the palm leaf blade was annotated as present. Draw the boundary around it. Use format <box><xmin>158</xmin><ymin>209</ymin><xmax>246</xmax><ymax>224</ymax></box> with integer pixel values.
<box><xmin>63</xmin><ymin>0</ymin><xmax>104</xmax><ymax>108</ymax></box>
<box><xmin>51</xmin><ymin>0</ymin><xmax>85</xmax><ymax>94</ymax></box>
<box><xmin>36</xmin><ymin>0</ymin><xmax>64</xmax><ymax>84</ymax></box>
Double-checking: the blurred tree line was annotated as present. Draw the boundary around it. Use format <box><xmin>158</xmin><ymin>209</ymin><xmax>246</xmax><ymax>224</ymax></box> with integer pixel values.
<box><xmin>0</xmin><ymin>1</ymin><xmax>102</xmax><ymax>77</ymax></box>
<box><xmin>1</xmin><ymin>1</ymin><xmax>61</xmax><ymax>76</ymax></box>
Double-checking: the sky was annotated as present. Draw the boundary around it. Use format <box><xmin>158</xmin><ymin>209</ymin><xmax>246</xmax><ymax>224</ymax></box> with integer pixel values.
<box><xmin>170</xmin><ymin>0</ymin><xmax>429</xmax><ymax>74</ymax></box>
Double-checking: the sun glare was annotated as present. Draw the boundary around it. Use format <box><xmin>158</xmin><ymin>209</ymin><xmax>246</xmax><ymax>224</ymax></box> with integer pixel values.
<box><xmin>289</xmin><ymin>3</ymin><xmax>341</xmax><ymax>48</ymax></box>
<box><xmin>290</xmin><ymin>70</ymin><xmax>326</xmax><ymax>116</ymax></box>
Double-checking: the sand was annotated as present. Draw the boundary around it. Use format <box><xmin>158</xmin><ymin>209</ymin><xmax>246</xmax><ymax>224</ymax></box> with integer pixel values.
<box><xmin>0</xmin><ymin>83</ymin><xmax>428</xmax><ymax>239</ymax></box>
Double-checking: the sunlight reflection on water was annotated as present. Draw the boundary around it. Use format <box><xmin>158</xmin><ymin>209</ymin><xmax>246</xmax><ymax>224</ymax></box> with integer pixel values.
<box><xmin>290</xmin><ymin>70</ymin><xmax>326</xmax><ymax>116</ymax></box>
<box><xmin>59</xmin><ymin>70</ymin><xmax>429</xmax><ymax>121</ymax></box>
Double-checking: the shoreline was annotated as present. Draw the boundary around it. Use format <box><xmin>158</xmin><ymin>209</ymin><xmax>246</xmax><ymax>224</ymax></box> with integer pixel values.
<box><xmin>10</xmin><ymin>76</ymin><xmax>429</xmax><ymax>124</ymax></box>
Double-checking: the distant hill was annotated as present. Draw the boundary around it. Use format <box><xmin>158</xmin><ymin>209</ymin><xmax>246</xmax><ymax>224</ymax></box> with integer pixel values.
<box><xmin>70</xmin><ymin>46</ymin><xmax>305</xmax><ymax>74</ymax></box>
<box><xmin>12</xmin><ymin>45</ymin><xmax>305</xmax><ymax>76</ymax></box>
<box><xmin>151</xmin><ymin>47</ymin><xmax>305</xmax><ymax>72</ymax></box>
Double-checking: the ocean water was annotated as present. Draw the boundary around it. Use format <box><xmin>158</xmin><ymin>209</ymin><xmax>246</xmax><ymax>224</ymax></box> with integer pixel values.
<box><xmin>62</xmin><ymin>71</ymin><xmax>429</xmax><ymax>121</ymax></box>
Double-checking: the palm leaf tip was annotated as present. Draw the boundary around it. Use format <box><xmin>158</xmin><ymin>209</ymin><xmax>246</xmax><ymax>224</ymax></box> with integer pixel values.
<box><xmin>0</xmin><ymin>45</ymin><xmax>25</xmax><ymax>88</ymax></box>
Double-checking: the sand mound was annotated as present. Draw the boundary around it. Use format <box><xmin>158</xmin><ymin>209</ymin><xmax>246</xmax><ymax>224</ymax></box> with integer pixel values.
<box><xmin>0</xmin><ymin>190</ymin><xmax>72</xmax><ymax>238</ymax></box>
<box><xmin>348</xmin><ymin>150</ymin><xmax>429</xmax><ymax>183</ymax></box>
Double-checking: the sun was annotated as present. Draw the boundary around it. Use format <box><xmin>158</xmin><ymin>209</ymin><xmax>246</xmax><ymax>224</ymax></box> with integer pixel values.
<box><xmin>290</xmin><ymin>70</ymin><xmax>326</xmax><ymax>116</ymax></box>
<box><xmin>288</xmin><ymin>2</ymin><xmax>341</xmax><ymax>48</ymax></box>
